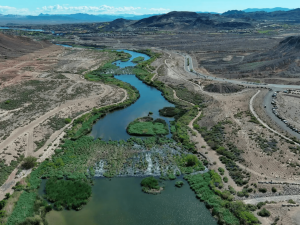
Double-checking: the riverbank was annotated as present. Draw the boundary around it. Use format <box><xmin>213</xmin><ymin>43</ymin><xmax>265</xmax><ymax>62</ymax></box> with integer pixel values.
<box><xmin>3</xmin><ymin>48</ymin><xmax>259</xmax><ymax>225</ymax></box>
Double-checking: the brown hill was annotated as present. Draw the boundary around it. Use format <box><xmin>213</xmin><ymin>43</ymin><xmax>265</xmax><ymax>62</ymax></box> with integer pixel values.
<box><xmin>202</xmin><ymin>36</ymin><xmax>300</xmax><ymax>79</ymax></box>
<box><xmin>0</xmin><ymin>33</ymin><xmax>51</xmax><ymax>60</ymax></box>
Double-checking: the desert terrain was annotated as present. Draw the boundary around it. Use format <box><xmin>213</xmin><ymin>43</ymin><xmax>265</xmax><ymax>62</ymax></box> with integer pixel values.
<box><xmin>1</xmin><ymin>10</ymin><xmax>300</xmax><ymax>225</ymax></box>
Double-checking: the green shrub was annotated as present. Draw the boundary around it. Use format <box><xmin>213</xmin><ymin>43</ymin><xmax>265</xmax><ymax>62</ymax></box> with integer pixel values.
<box><xmin>258</xmin><ymin>208</ymin><xmax>270</xmax><ymax>217</ymax></box>
<box><xmin>127</xmin><ymin>117</ymin><xmax>169</xmax><ymax>136</ymax></box>
<box><xmin>258</xmin><ymin>188</ymin><xmax>267</xmax><ymax>193</ymax></box>
<box><xmin>159</xmin><ymin>107</ymin><xmax>181</xmax><ymax>117</ymax></box>
<box><xmin>132</xmin><ymin>56</ymin><xmax>145</xmax><ymax>63</ymax></box>
<box><xmin>168</xmin><ymin>174</ymin><xmax>176</xmax><ymax>180</ymax></box>
<box><xmin>272</xmin><ymin>187</ymin><xmax>277</xmax><ymax>193</ymax></box>
<box><xmin>218</xmin><ymin>167</ymin><xmax>225</xmax><ymax>175</ymax></box>
<box><xmin>45</xmin><ymin>178</ymin><xmax>92</xmax><ymax>210</ymax></box>
<box><xmin>22</xmin><ymin>156</ymin><xmax>37</xmax><ymax>170</ymax></box>
<box><xmin>288</xmin><ymin>199</ymin><xmax>296</xmax><ymax>204</ymax></box>
<box><xmin>175</xmin><ymin>181</ymin><xmax>184</xmax><ymax>188</ymax></box>
<box><xmin>64</xmin><ymin>118</ymin><xmax>72</xmax><ymax>124</ymax></box>
<box><xmin>186</xmin><ymin>155</ymin><xmax>199</xmax><ymax>167</ymax></box>
<box><xmin>257</xmin><ymin>202</ymin><xmax>266</xmax><ymax>209</ymax></box>
<box><xmin>141</xmin><ymin>176</ymin><xmax>159</xmax><ymax>189</ymax></box>
<box><xmin>223</xmin><ymin>176</ymin><xmax>228</xmax><ymax>183</ymax></box>
<box><xmin>6</xmin><ymin>192</ymin><xmax>36</xmax><ymax>225</ymax></box>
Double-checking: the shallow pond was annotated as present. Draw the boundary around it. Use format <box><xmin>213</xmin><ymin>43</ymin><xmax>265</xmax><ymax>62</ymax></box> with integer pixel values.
<box><xmin>46</xmin><ymin>178</ymin><xmax>217</xmax><ymax>225</ymax></box>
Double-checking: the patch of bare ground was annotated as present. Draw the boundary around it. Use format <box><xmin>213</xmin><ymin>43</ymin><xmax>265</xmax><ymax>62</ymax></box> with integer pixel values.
<box><xmin>0</xmin><ymin>45</ymin><xmax>63</xmax><ymax>88</ymax></box>
<box><xmin>256</xmin><ymin>201</ymin><xmax>300</xmax><ymax>225</ymax></box>
<box><xmin>0</xmin><ymin>46</ymin><xmax>127</xmax><ymax>199</ymax></box>
<box><xmin>193</xmin><ymin>87</ymin><xmax>300</xmax><ymax>189</ymax></box>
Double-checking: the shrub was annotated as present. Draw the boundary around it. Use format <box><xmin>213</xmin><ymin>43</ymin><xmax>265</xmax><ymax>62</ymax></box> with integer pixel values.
<box><xmin>175</xmin><ymin>181</ymin><xmax>184</xmax><ymax>188</ymax></box>
<box><xmin>218</xmin><ymin>167</ymin><xmax>225</xmax><ymax>175</ymax></box>
<box><xmin>223</xmin><ymin>176</ymin><xmax>228</xmax><ymax>183</ymax></box>
<box><xmin>272</xmin><ymin>187</ymin><xmax>277</xmax><ymax>193</ymax></box>
<box><xmin>257</xmin><ymin>202</ymin><xmax>266</xmax><ymax>209</ymax></box>
<box><xmin>6</xmin><ymin>192</ymin><xmax>36</xmax><ymax>225</ymax></box>
<box><xmin>258</xmin><ymin>208</ymin><xmax>270</xmax><ymax>217</ymax></box>
<box><xmin>45</xmin><ymin>205</ymin><xmax>53</xmax><ymax>212</ymax></box>
<box><xmin>22</xmin><ymin>156</ymin><xmax>37</xmax><ymax>170</ymax></box>
<box><xmin>168</xmin><ymin>174</ymin><xmax>176</xmax><ymax>180</ymax></box>
<box><xmin>258</xmin><ymin>188</ymin><xmax>267</xmax><ymax>193</ymax></box>
<box><xmin>141</xmin><ymin>176</ymin><xmax>159</xmax><ymax>190</ymax></box>
<box><xmin>64</xmin><ymin>118</ymin><xmax>72</xmax><ymax>124</ymax></box>
<box><xmin>288</xmin><ymin>199</ymin><xmax>296</xmax><ymax>204</ymax></box>
<box><xmin>186</xmin><ymin>155</ymin><xmax>199</xmax><ymax>167</ymax></box>
<box><xmin>5</xmin><ymin>193</ymin><xmax>10</xmax><ymax>199</ymax></box>
<box><xmin>45</xmin><ymin>178</ymin><xmax>92</xmax><ymax>210</ymax></box>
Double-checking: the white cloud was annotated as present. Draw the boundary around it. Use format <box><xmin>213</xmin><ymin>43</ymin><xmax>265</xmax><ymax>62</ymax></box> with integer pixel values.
<box><xmin>37</xmin><ymin>5</ymin><xmax>143</xmax><ymax>15</ymax></box>
<box><xmin>149</xmin><ymin>8</ymin><xmax>170</xmax><ymax>12</ymax></box>
<box><xmin>0</xmin><ymin>4</ymin><xmax>170</xmax><ymax>16</ymax></box>
<box><xmin>0</xmin><ymin>5</ymin><xmax>29</xmax><ymax>14</ymax></box>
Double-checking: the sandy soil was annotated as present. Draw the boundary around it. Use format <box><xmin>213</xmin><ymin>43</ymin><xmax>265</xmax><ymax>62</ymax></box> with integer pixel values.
<box><xmin>0</xmin><ymin>45</ymin><xmax>128</xmax><ymax>200</ymax></box>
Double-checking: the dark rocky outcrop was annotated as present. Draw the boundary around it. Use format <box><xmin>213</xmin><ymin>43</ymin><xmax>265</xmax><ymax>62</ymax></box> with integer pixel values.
<box><xmin>204</xmin><ymin>83</ymin><xmax>243</xmax><ymax>93</ymax></box>
<box><xmin>122</xmin><ymin>11</ymin><xmax>253</xmax><ymax>31</ymax></box>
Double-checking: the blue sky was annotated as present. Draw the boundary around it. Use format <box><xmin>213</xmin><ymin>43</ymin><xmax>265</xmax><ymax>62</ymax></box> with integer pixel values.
<box><xmin>0</xmin><ymin>0</ymin><xmax>298</xmax><ymax>15</ymax></box>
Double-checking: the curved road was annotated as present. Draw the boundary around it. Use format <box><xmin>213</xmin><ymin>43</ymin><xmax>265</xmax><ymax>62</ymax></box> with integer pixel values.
<box><xmin>179</xmin><ymin>52</ymin><xmax>300</xmax><ymax>140</ymax></box>
<box><xmin>263</xmin><ymin>90</ymin><xmax>300</xmax><ymax>140</ymax></box>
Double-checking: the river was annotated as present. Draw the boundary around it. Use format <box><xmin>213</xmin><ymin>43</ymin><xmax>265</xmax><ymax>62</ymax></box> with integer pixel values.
<box><xmin>45</xmin><ymin>49</ymin><xmax>217</xmax><ymax>225</ymax></box>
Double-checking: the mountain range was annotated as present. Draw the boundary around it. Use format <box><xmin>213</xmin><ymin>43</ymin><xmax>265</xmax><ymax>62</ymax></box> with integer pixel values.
<box><xmin>0</xmin><ymin>7</ymin><xmax>297</xmax><ymax>25</ymax></box>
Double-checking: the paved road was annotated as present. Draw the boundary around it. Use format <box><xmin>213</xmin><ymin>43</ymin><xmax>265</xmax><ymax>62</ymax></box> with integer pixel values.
<box><xmin>264</xmin><ymin>90</ymin><xmax>300</xmax><ymax>140</ymax></box>
<box><xmin>180</xmin><ymin>52</ymin><xmax>300</xmax><ymax>140</ymax></box>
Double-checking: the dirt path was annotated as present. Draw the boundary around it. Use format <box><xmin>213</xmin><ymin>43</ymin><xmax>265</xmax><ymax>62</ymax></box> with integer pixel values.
<box><xmin>188</xmin><ymin>110</ymin><xmax>241</xmax><ymax>191</ymax></box>
<box><xmin>243</xmin><ymin>195</ymin><xmax>300</xmax><ymax>205</ymax></box>
<box><xmin>172</xmin><ymin>88</ymin><xmax>241</xmax><ymax>191</ymax></box>
<box><xmin>0</xmin><ymin>86</ymin><xmax>128</xmax><ymax>200</ymax></box>
<box><xmin>0</xmin><ymin>84</ymin><xmax>111</xmax><ymax>155</ymax></box>
<box><xmin>173</xmin><ymin>89</ymin><xmax>194</xmax><ymax>106</ymax></box>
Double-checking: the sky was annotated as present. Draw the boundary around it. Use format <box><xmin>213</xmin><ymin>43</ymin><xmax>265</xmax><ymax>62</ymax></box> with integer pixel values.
<box><xmin>0</xmin><ymin>0</ymin><xmax>298</xmax><ymax>15</ymax></box>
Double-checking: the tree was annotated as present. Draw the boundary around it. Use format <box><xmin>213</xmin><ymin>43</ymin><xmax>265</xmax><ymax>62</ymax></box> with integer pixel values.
<box><xmin>186</xmin><ymin>155</ymin><xmax>198</xmax><ymax>167</ymax></box>
<box><xmin>64</xmin><ymin>118</ymin><xmax>72</xmax><ymax>124</ymax></box>
<box><xmin>258</xmin><ymin>208</ymin><xmax>270</xmax><ymax>217</ymax></box>
<box><xmin>5</xmin><ymin>193</ymin><xmax>10</xmax><ymax>199</ymax></box>
<box><xmin>21</xmin><ymin>156</ymin><xmax>37</xmax><ymax>170</ymax></box>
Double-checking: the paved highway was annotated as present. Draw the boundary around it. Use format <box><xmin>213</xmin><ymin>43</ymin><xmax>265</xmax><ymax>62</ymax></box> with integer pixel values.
<box><xmin>179</xmin><ymin>52</ymin><xmax>300</xmax><ymax>140</ymax></box>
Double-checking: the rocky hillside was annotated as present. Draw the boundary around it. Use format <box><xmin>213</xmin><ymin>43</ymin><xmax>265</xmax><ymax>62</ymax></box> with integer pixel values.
<box><xmin>223</xmin><ymin>8</ymin><xmax>300</xmax><ymax>22</ymax></box>
<box><xmin>202</xmin><ymin>36</ymin><xmax>300</xmax><ymax>78</ymax></box>
<box><xmin>242</xmin><ymin>36</ymin><xmax>300</xmax><ymax>77</ymax></box>
<box><xmin>0</xmin><ymin>33</ymin><xmax>51</xmax><ymax>60</ymax></box>
<box><xmin>106</xmin><ymin>11</ymin><xmax>253</xmax><ymax>31</ymax></box>
<box><xmin>204</xmin><ymin>83</ymin><xmax>243</xmax><ymax>93</ymax></box>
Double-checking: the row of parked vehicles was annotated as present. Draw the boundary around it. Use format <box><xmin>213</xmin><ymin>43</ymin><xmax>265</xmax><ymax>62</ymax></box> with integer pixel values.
<box><xmin>269</xmin><ymin>91</ymin><xmax>300</xmax><ymax>134</ymax></box>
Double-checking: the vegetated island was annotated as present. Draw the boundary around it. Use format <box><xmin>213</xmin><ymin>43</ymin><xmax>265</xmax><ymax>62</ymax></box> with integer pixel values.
<box><xmin>132</xmin><ymin>56</ymin><xmax>145</xmax><ymax>63</ymax></box>
<box><xmin>141</xmin><ymin>176</ymin><xmax>163</xmax><ymax>194</ymax></box>
<box><xmin>175</xmin><ymin>181</ymin><xmax>184</xmax><ymax>188</ymax></box>
<box><xmin>159</xmin><ymin>107</ymin><xmax>181</xmax><ymax>117</ymax></box>
<box><xmin>127</xmin><ymin>117</ymin><xmax>169</xmax><ymax>136</ymax></box>
<box><xmin>121</xmin><ymin>58</ymin><xmax>131</xmax><ymax>62</ymax></box>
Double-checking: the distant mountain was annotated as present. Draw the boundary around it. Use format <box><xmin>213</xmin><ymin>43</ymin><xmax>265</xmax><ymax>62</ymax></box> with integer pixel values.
<box><xmin>106</xmin><ymin>11</ymin><xmax>253</xmax><ymax>31</ymax></box>
<box><xmin>243</xmin><ymin>7</ymin><xmax>291</xmax><ymax>13</ymax></box>
<box><xmin>0</xmin><ymin>13</ymin><xmax>158</xmax><ymax>25</ymax></box>
<box><xmin>196</xmin><ymin>11</ymin><xmax>219</xmax><ymax>14</ymax></box>
<box><xmin>222</xmin><ymin>8</ymin><xmax>300</xmax><ymax>21</ymax></box>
